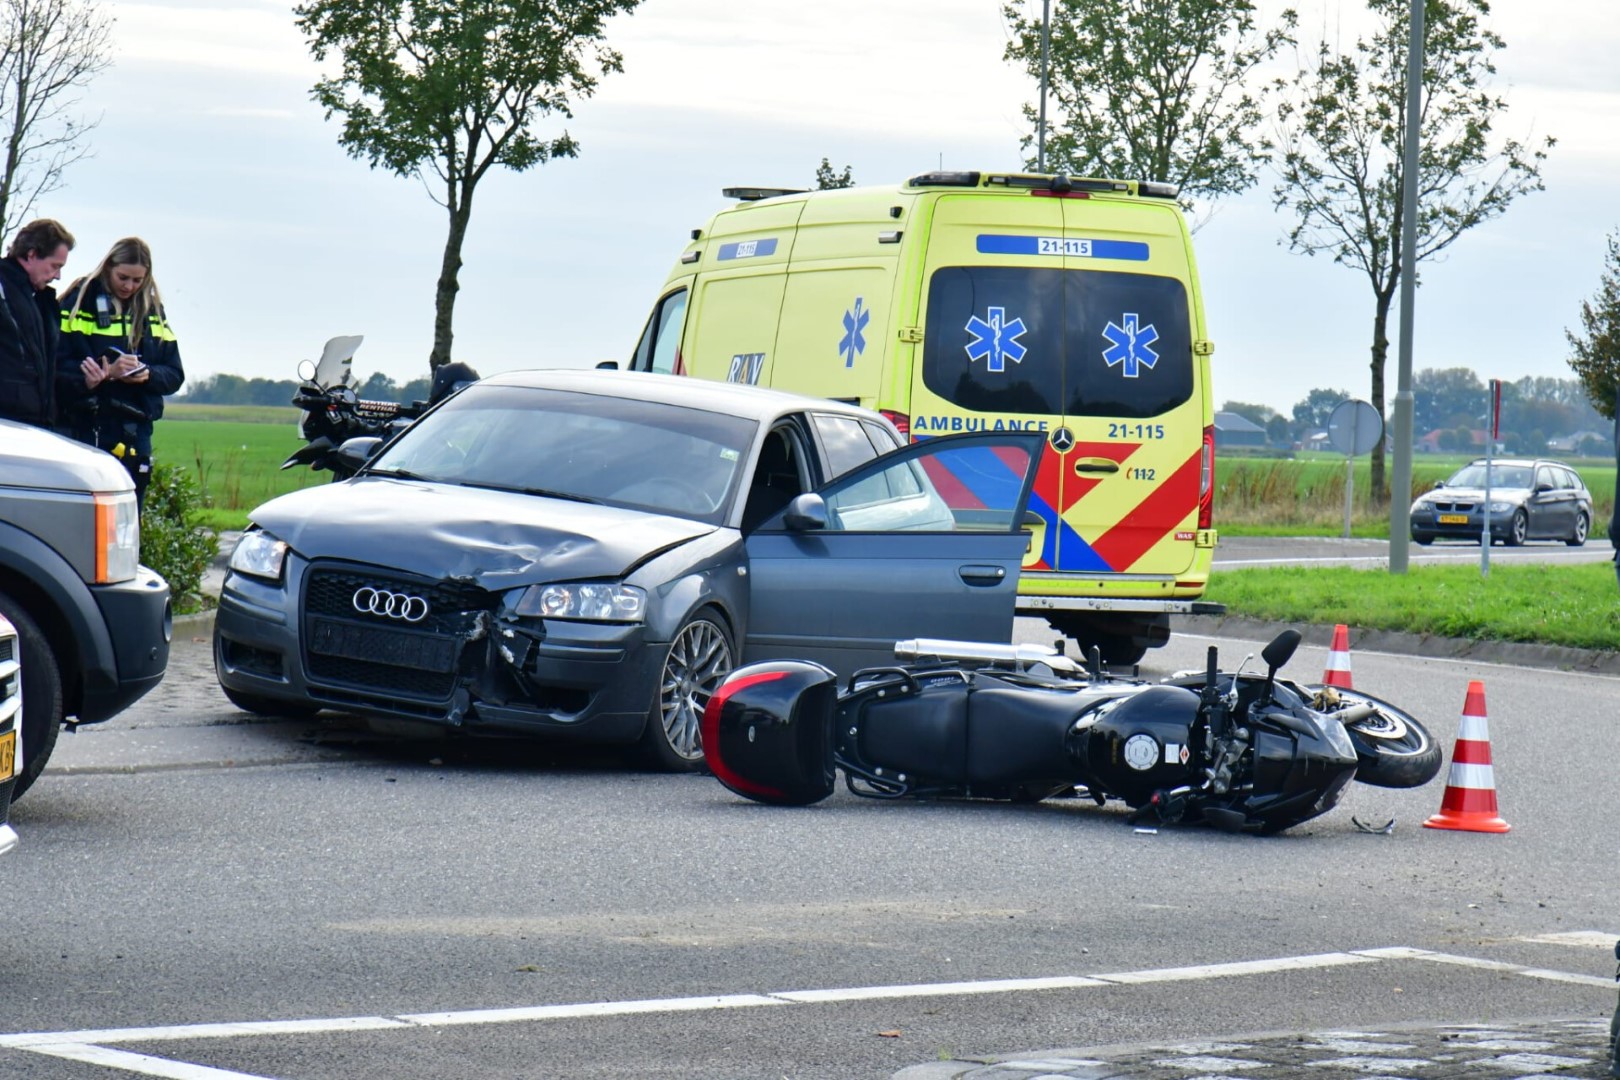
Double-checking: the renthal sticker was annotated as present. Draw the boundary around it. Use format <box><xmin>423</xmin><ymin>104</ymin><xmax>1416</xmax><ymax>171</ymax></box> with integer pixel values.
<box><xmin>727</xmin><ymin>353</ymin><xmax>765</xmax><ymax>384</ymax></box>
<box><xmin>1123</xmin><ymin>733</ymin><xmax>1159</xmax><ymax>771</ymax></box>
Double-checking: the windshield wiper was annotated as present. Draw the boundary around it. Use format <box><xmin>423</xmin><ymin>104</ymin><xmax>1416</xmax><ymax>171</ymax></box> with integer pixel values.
<box><xmin>364</xmin><ymin>466</ymin><xmax>439</xmax><ymax>483</ymax></box>
<box><xmin>457</xmin><ymin>480</ymin><xmax>603</xmax><ymax>504</ymax></box>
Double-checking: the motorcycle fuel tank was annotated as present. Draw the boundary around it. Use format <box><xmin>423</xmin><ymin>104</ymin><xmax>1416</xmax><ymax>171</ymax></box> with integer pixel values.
<box><xmin>702</xmin><ymin>661</ymin><xmax>839</xmax><ymax>806</ymax></box>
<box><xmin>1067</xmin><ymin>683</ymin><xmax>1202</xmax><ymax>805</ymax></box>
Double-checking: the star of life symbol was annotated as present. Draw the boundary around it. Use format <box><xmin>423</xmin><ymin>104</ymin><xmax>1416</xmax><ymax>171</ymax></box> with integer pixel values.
<box><xmin>1101</xmin><ymin>312</ymin><xmax>1159</xmax><ymax>377</ymax></box>
<box><xmin>839</xmin><ymin>297</ymin><xmax>869</xmax><ymax>368</ymax></box>
<box><xmin>964</xmin><ymin>306</ymin><xmax>1028</xmax><ymax>373</ymax></box>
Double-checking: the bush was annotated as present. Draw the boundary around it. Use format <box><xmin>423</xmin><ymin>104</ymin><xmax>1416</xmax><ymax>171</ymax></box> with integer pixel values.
<box><xmin>141</xmin><ymin>463</ymin><xmax>220</xmax><ymax>613</ymax></box>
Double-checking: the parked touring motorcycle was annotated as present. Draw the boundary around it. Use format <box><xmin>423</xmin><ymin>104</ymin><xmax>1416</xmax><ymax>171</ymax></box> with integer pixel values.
<box><xmin>281</xmin><ymin>335</ymin><xmax>479</xmax><ymax>478</ymax></box>
<box><xmin>702</xmin><ymin>630</ymin><xmax>1443</xmax><ymax>835</ymax></box>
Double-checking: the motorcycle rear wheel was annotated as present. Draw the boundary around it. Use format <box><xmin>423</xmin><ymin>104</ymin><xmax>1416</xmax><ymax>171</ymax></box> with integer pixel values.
<box><xmin>1320</xmin><ymin>688</ymin><xmax>1443</xmax><ymax>789</ymax></box>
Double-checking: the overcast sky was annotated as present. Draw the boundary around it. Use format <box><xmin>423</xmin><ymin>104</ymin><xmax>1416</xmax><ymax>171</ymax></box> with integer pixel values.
<box><xmin>33</xmin><ymin>0</ymin><xmax>1620</xmax><ymax>417</ymax></box>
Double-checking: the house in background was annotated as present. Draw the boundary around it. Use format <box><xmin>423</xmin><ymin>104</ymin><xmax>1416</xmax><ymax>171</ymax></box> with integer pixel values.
<box><xmin>1213</xmin><ymin>410</ymin><xmax>1269</xmax><ymax>449</ymax></box>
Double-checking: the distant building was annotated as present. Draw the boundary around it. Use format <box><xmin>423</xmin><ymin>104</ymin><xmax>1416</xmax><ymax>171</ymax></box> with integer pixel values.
<box><xmin>1213</xmin><ymin>410</ymin><xmax>1268</xmax><ymax>448</ymax></box>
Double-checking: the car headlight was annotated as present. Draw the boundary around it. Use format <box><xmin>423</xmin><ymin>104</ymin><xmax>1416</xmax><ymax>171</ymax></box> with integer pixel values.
<box><xmin>228</xmin><ymin>530</ymin><xmax>288</xmax><ymax>582</ymax></box>
<box><xmin>94</xmin><ymin>491</ymin><xmax>140</xmax><ymax>584</ymax></box>
<box><xmin>513</xmin><ymin>583</ymin><xmax>646</xmax><ymax>622</ymax></box>
<box><xmin>1488</xmin><ymin>501</ymin><xmax>1514</xmax><ymax>514</ymax></box>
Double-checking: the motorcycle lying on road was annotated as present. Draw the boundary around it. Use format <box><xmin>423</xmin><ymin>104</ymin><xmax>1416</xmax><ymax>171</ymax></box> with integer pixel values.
<box><xmin>282</xmin><ymin>335</ymin><xmax>479</xmax><ymax>479</ymax></box>
<box><xmin>701</xmin><ymin>630</ymin><xmax>1442</xmax><ymax>835</ymax></box>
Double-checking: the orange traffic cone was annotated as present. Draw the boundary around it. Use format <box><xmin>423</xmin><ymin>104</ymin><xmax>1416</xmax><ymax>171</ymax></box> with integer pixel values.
<box><xmin>1322</xmin><ymin>624</ymin><xmax>1353</xmax><ymax>689</ymax></box>
<box><xmin>1424</xmin><ymin>680</ymin><xmax>1510</xmax><ymax>833</ymax></box>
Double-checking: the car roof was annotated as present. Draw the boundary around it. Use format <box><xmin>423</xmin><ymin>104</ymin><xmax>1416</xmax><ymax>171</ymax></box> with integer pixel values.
<box><xmin>1463</xmin><ymin>458</ymin><xmax>1574</xmax><ymax>469</ymax></box>
<box><xmin>478</xmin><ymin>368</ymin><xmax>887</xmax><ymax>426</ymax></box>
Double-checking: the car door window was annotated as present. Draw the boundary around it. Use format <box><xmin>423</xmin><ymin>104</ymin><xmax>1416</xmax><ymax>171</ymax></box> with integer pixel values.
<box><xmin>812</xmin><ymin>413</ymin><xmax>883</xmax><ymax>479</ymax></box>
<box><xmin>631</xmin><ymin>289</ymin><xmax>689</xmax><ymax>374</ymax></box>
<box><xmin>815</xmin><ymin>431</ymin><xmax>1041</xmax><ymax>533</ymax></box>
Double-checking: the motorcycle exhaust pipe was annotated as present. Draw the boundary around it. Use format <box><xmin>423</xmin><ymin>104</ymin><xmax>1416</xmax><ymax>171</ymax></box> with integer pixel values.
<box><xmin>893</xmin><ymin>638</ymin><xmax>1082</xmax><ymax>676</ymax></box>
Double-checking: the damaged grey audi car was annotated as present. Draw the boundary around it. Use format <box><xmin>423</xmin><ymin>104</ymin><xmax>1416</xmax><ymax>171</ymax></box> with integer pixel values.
<box><xmin>213</xmin><ymin>369</ymin><xmax>1043</xmax><ymax>769</ymax></box>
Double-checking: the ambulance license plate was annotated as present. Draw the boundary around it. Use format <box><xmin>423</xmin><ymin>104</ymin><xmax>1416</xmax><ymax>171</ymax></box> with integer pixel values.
<box><xmin>1438</xmin><ymin>514</ymin><xmax>1468</xmax><ymax>525</ymax></box>
<box><xmin>1</xmin><ymin>730</ymin><xmax>14</xmax><ymax>782</ymax></box>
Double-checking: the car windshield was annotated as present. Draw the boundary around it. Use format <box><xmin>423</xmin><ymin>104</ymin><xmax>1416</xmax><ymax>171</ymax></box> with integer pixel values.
<box><xmin>1446</xmin><ymin>464</ymin><xmax>1533</xmax><ymax>489</ymax></box>
<box><xmin>370</xmin><ymin>383</ymin><xmax>758</xmax><ymax>524</ymax></box>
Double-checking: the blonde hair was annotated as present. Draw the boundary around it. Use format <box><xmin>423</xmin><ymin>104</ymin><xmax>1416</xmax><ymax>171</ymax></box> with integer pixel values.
<box><xmin>66</xmin><ymin>237</ymin><xmax>166</xmax><ymax>350</ymax></box>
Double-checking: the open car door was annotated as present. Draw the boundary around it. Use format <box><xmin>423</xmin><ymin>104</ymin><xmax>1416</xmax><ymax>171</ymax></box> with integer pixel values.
<box><xmin>743</xmin><ymin>430</ymin><xmax>1045</xmax><ymax>675</ymax></box>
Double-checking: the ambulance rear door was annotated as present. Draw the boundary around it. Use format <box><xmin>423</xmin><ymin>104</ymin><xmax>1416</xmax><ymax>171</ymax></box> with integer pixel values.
<box><xmin>1054</xmin><ymin>196</ymin><xmax>1201</xmax><ymax>579</ymax></box>
<box><xmin>912</xmin><ymin>192</ymin><xmax>1068</xmax><ymax>572</ymax></box>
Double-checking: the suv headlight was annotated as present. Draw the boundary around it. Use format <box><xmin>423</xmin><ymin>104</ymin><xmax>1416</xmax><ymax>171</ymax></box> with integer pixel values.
<box><xmin>513</xmin><ymin>583</ymin><xmax>646</xmax><ymax>622</ymax></box>
<box><xmin>94</xmin><ymin>492</ymin><xmax>139</xmax><ymax>584</ymax></box>
<box><xmin>229</xmin><ymin>530</ymin><xmax>289</xmax><ymax>582</ymax></box>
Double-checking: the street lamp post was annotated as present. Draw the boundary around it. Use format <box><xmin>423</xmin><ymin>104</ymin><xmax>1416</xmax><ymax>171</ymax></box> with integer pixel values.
<box><xmin>1037</xmin><ymin>0</ymin><xmax>1051</xmax><ymax>172</ymax></box>
<box><xmin>1389</xmin><ymin>0</ymin><xmax>1425</xmax><ymax>573</ymax></box>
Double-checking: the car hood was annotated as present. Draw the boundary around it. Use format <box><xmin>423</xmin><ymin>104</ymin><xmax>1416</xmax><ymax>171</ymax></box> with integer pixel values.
<box><xmin>251</xmin><ymin>476</ymin><xmax>718</xmax><ymax>587</ymax></box>
<box><xmin>1416</xmin><ymin>486</ymin><xmax>1529</xmax><ymax>503</ymax></box>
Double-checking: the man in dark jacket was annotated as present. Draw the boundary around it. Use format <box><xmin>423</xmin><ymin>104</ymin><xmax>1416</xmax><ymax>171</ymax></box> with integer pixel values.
<box><xmin>0</xmin><ymin>219</ymin><xmax>74</xmax><ymax>429</ymax></box>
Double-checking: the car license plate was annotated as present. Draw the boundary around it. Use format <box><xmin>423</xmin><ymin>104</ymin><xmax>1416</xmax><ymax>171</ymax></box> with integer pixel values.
<box><xmin>310</xmin><ymin>618</ymin><xmax>457</xmax><ymax>673</ymax></box>
<box><xmin>1438</xmin><ymin>514</ymin><xmax>1469</xmax><ymax>524</ymax></box>
<box><xmin>1</xmin><ymin>730</ymin><xmax>14</xmax><ymax>782</ymax></box>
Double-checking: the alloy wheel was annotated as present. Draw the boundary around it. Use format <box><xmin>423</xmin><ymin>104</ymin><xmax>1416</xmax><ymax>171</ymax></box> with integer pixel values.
<box><xmin>657</xmin><ymin>617</ymin><xmax>734</xmax><ymax>762</ymax></box>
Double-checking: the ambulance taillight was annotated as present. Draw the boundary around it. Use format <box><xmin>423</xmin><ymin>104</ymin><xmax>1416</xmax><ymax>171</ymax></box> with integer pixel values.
<box><xmin>1198</xmin><ymin>425</ymin><xmax>1215</xmax><ymax>530</ymax></box>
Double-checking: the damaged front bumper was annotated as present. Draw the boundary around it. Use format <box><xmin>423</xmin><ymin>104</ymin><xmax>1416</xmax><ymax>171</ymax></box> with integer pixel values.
<box><xmin>214</xmin><ymin>557</ymin><xmax>658</xmax><ymax>742</ymax></box>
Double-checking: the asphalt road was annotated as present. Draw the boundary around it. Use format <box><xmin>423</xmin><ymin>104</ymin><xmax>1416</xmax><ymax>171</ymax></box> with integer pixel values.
<box><xmin>5</xmin><ymin>608</ymin><xmax>1617</xmax><ymax>1079</ymax></box>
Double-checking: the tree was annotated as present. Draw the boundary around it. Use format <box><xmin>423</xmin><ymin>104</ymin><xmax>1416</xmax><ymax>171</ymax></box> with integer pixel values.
<box><xmin>295</xmin><ymin>0</ymin><xmax>641</xmax><ymax>371</ymax></box>
<box><xmin>0</xmin><ymin>0</ymin><xmax>113</xmax><ymax>235</ymax></box>
<box><xmin>814</xmin><ymin>158</ymin><xmax>853</xmax><ymax>190</ymax></box>
<box><xmin>1272</xmin><ymin>0</ymin><xmax>1551</xmax><ymax>500</ymax></box>
<box><xmin>1413</xmin><ymin>366</ymin><xmax>1483</xmax><ymax>433</ymax></box>
<box><xmin>1566</xmin><ymin>231</ymin><xmax>1620</xmax><ymax>421</ymax></box>
<box><xmin>1002</xmin><ymin>0</ymin><xmax>1294</xmax><ymax>219</ymax></box>
<box><xmin>1290</xmin><ymin>387</ymin><xmax>1353</xmax><ymax>434</ymax></box>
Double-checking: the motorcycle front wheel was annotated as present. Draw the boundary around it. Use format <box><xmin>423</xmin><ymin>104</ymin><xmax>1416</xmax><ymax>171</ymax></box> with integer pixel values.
<box><xmin>1318</xmin><ymin>687</ymin><xmax>1443</xmax><ymax>789</ymax></box>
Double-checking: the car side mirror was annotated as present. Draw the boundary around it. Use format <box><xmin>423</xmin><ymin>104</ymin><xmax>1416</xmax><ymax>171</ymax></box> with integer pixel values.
<box><xmin>595</xmin><ymin>360</ymin><xmax>619</xmax><ymax>370</ymax></box>
<box><xmin>1431</xmin><ymin>480</ymin><xmax>1445</xmax><ymax>490</ymax></box>
<box><xmin>334</xmin><ymin>436</ymin><xmax>385</xmax><ymax>474</ymax></box>
<box><xmin>1535</xmin><ymin>481</ymin><xmax>1553</xmax><ymax>493</ymax></box>
<box><xmin>783</xmin><ymin>493</ymin><xmax>827</xmax><ymax>531</ymax></box>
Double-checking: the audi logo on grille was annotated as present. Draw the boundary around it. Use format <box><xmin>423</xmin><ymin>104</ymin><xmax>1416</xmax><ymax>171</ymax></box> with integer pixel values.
<box><xmin>352</xmin><ymin>586</ymin><xmax>430</xmax><ymax>623</ymax></box>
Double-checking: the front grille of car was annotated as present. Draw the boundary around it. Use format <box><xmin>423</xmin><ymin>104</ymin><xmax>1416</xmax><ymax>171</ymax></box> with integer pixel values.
<box><xmin>1430</xmin><ymin>501</ymin><xmax>1478</xmax><ymax>512</ymax></box>
<box><xmin>302</xmin><ymin>565</ymin><xmax>493</xmax><ymax>702</ymax></box>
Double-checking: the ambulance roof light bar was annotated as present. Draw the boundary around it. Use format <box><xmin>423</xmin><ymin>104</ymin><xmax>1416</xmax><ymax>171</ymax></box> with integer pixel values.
<box><xmin>722</xmin><ymin>186</ymin><xmax>809</xmax><ymax>202</ymax></box>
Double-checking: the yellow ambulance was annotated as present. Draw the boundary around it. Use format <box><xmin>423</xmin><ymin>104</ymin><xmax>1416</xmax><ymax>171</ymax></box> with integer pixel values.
<box><xmin>628</xmin><ymin>170</ymin><xmax>1222</xmax><ymax>663</ymax></box>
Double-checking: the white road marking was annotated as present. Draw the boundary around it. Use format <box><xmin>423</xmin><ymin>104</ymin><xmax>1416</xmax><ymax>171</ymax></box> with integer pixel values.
<box><xmin>2</xmin><ymin>946</ymin><xmax>1613</xmax><ymax>1078</ymax></box>
<box><xmin>19</xmin><ymin>1042</ymin><xmax>272</xmax><ymax>1079</ymax></box>
<box><xmin>1521</xmin><ymin>931</ymin><xmax>1619</xmax><ymax>948</ymax></box>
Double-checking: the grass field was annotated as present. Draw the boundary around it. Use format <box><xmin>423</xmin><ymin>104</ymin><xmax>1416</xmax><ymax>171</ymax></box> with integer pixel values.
<box><xmin>156</xmin><ymin>405</ymin><xmax>327</xmax><ymax>527</ymax></box>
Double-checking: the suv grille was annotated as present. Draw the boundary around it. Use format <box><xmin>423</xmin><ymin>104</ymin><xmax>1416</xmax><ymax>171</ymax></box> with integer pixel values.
<box><xmin>302</xmin><ymin>566</ymin><xmax>493</xmax><ymax>701</ymax></box>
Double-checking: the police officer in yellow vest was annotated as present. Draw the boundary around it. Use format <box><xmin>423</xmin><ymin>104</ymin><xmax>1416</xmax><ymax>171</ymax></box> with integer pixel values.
<box><xmin>57</xmin><ymin>237</ymin><xmax>185</xmax><ymax>509</ymax></box>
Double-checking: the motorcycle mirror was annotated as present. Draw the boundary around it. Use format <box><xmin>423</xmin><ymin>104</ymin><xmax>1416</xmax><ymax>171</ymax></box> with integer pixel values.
<box><xmin>297</xmin><ymin>358</ymin><xmax>318</xmax><ymax>383</ymax></box>
<box><xmin>1261</xmin><ymin>629</ymin><xmax>1302</xmax><ymax>674</ymax></box>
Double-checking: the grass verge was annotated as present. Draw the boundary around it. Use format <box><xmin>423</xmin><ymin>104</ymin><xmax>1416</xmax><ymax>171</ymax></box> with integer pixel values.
<box><xmin>1206</xmin><ymin>560</ymin><xmax>1620</xmax><ymax>652</ymax></box>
